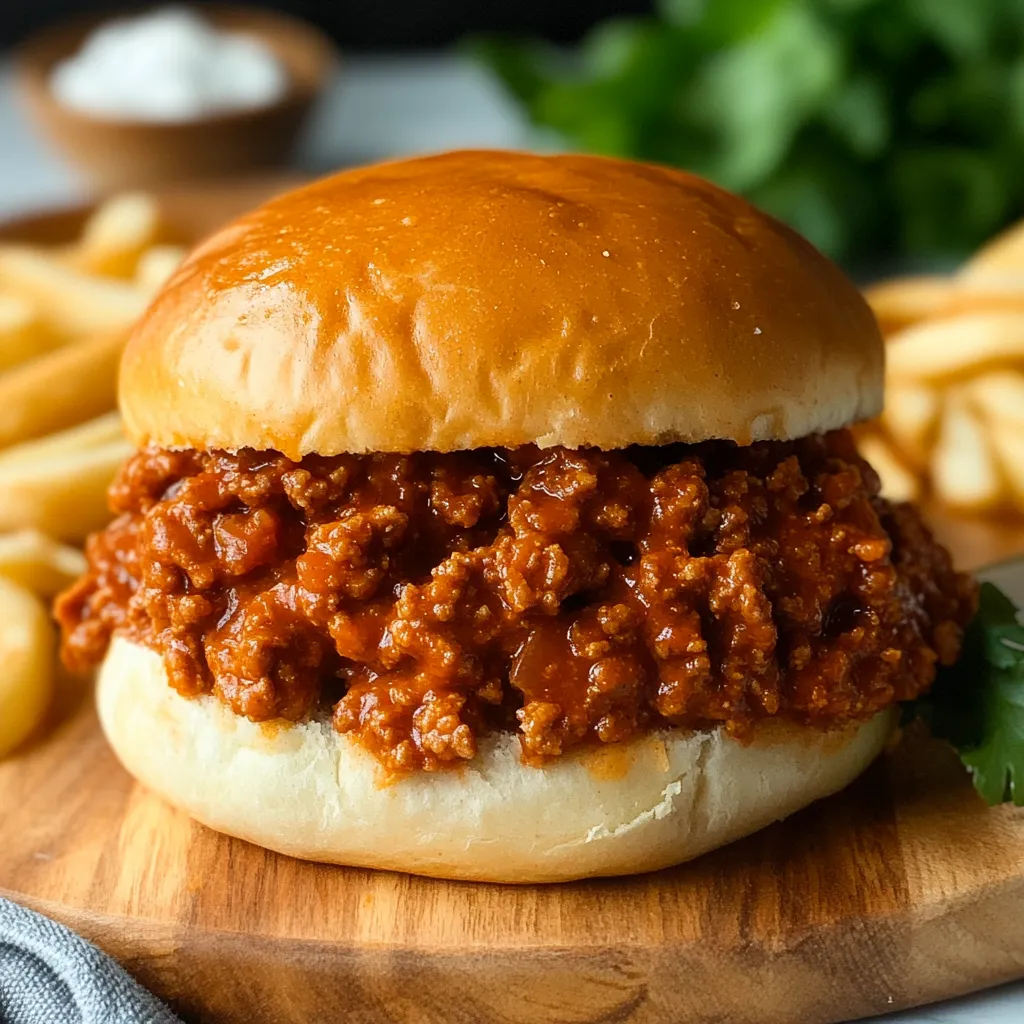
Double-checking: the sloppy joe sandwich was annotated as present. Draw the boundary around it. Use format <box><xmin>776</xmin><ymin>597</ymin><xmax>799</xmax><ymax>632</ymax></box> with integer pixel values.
<box><xmin>56</xmin><ymin>151</ymin><xmax>977</xmax><ymax>882</ymax></box>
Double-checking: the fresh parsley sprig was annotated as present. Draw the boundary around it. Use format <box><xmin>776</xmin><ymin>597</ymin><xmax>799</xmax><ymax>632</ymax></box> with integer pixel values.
<box><xmin>909</xmin><ymin>582</ymin><xmax>1024</xmax><ymax>806</ymax></box>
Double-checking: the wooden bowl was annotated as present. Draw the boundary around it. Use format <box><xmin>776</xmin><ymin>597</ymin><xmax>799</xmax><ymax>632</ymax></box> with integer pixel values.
<box><xmin>14</xmin><ymin>6</ymin><xmax>334</xmax><ymax>190</ymax></box>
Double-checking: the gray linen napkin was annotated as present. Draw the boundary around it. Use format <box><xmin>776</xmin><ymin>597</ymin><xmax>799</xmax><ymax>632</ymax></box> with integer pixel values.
<box><xmin>0</xmin><ymin>897</ymin><xmax>181</xmax><ymax>1024</ymax></box>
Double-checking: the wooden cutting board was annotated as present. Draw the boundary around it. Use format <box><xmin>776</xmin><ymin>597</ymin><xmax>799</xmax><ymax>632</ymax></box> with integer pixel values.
<box><xmin>1</xmin><ymin>548</ymin><xmax>1023</xmax><ymax>1024</ymax></box>
<box><xmin>3</xmin><ymin>192</ymin><xmax>1024</xmax><ymax>1020</ymax></box>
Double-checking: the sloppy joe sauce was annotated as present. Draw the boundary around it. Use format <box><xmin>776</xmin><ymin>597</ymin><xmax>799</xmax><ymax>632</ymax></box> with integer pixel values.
<box><xmin>57</xmin><ymin>432</ymin><xmax>976</xmax><ymax>773</ymax></box>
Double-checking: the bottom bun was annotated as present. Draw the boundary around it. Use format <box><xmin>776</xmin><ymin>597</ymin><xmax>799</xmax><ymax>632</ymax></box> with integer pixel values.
<box><xmin>98</xmin><ymin>636</ymin><xmax>896</xmax><ymax>883</ymax></box>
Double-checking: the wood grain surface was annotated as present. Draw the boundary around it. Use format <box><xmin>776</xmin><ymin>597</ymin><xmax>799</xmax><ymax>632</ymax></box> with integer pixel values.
<box><xmin>0</xmin><ymin>543</ymin><xmax>1022</xmax><ymax>1023</ymax></box>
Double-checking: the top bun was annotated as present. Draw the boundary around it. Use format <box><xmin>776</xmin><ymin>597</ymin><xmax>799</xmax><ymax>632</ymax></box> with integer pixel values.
<box><xmin>120</xmin><ymin>150</ymin><xmax>883</xmax><ymax>458</ymax></box>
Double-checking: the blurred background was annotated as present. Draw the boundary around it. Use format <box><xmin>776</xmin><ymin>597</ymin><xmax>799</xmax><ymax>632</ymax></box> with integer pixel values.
<box><xmin>5</xmin><ymin>0</ymin><xmax>1024</xmax><ymax>262</ymax></box>
<box><xmin>2</xmin><ymin>0</ymin><xmax>652</xmax><ymax>50</ymax></box>
<box><xmin>0</xmin><ymin>0</ymin><xmax>1022</xmax><ymax>640</ymax></box>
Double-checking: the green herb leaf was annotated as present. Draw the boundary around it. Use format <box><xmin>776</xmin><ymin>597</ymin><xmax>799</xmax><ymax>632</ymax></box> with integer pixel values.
<box><xmin>912</xmin><ymin>583</ymin><xmax>1024</xmax><ymax>806</ymax></box>
<box><xmin>682</xmin><ymin>4</ymin><xmax>843</xmax><ymax>191</ymax></box>
<box><xmin>659</xmin><ymin>0</ymin><xmax>788</xmax><ymax>46</ymax></box>
<box><xmin>474</xmin><ymin>0</ymin><xmax>1024</xmax><ymax>260</ymax></box>
<box><xmin>821</xmin><ymin>73</ymin><xmax>890</xmax><ymax>159</ymax></box>
<box><xmin>905</xmin><ymin>0</ymin><xmax>998</xmax><ymax>61</ymax></box>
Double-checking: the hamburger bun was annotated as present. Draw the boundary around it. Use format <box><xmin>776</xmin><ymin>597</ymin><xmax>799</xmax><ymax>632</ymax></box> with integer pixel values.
<box><xmin>97</xmin><ymin>152</ymin><xmax>895</xmax><ymax>882</ymax></box>
<box><xmin>98</xmin><ymin>636</ymin><xmax>895</xmax><ymax>883</ymax></box>
<box><xmin>119</xmin><ymin>150</ymin><xmax>883</xmax><ymax>459</ymax></box>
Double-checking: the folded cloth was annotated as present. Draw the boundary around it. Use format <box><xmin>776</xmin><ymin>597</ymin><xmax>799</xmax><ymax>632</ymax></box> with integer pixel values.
<box><xmin>0</xmin><ymin>897</ymin><xmax>181</xmax><ymax>1024</ymax></box>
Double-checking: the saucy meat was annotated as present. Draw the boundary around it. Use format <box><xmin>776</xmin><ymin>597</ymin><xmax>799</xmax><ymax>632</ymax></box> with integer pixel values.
<box><xmin>57</xmin><ymin>431</ymin><xmax>977</xmax><ymax>772</ymax></box>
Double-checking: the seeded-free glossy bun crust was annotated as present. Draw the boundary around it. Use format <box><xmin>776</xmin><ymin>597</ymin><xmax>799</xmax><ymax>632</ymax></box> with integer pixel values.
<box><xmin>98</xmin><ymin>638</ymin><xmax>895</xmax><ymax>883</ymax></box>
<box><xmin>120</xmin><ymin>151</ymin><xmax>883</xmax><ymax>458</ymax></box>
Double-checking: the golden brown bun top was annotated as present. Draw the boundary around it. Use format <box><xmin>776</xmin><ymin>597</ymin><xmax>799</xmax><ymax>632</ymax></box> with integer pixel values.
<box><xmin>120</xmin><ymin>150</ymin><xmax>883</xmax><ymax>457</ymax></box>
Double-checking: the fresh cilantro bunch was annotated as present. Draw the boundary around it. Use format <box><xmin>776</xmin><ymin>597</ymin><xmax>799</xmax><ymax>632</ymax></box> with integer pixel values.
<box><xmin>910</xmin><ymin>582</ymin><xmax>1024</xmax><ymax>805</ymax></box>
<box><xmin>474</xmin><ymin>0</ymin><xmax>1024</xmax><ymax>262</ymax></box>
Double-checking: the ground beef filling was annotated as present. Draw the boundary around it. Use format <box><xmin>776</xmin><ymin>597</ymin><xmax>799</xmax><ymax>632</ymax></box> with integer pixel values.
<box><xmin>56</xmin><ymin>431</ymin><xmax>977</xmax><ymax>773</ymax></box>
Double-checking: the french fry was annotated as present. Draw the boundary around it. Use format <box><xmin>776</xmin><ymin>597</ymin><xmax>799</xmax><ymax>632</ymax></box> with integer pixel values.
<box><xmin>966</xmin><ymin>371</ymin><xmax>1024</xmax><ymax>428</ymax></box>
<box><xmin>0</xmin><ymin>410</ymin><xmax>124</xmax><ymax>465</ymax></box>
<box><xmin>135</xmin><ymin>244</ymin><xmax>186</xmax><ymax>295</ymax></box>
<box><xmin>864</xmin><ymin>275</ymin><xmax>952</xmax><ymax>335</ymax></box>
<box><xmin>987</xmin><ymin>421</ymin><xmax>1024</xmax><ymax>505</ymax></box>
<box><xmin>868</xmin><ymin>276</ymin><xmax>1024</xmax><ymax>325</ymax></box>
<box><xmin>0</xmin><ymin>575</ymin><xmax>54</xmax><ymax>758</ymax></box>
<box><xmin>930</xmin><ymin>396</ymin><xmax>1002</xmax><ymax>511</ymax></box>
<box><xmin>887</xmin><ymin>313</ymin><xmax>1024</xmax><ymax>383</ymax></box>
<box><xmin>931</xmin><ymin>289</ymin><xmax>1024</xmax><ymax>319</ymax></box>
<box><xmin>0</xmin><ymin>429</ymin><xmax>131</xmax><ymax>542</ymax></box>
<box><xmin>65</xmin><ymin>192</ymin><xmax>162</xmax><ymax>279</ymax></box>
<box><xmin>0</xmin><ymin>330</ymin><xmax>125</xmax><ymax>450</ymax></box>
<box><xmin>859</xmin><ymin>209</ymin><xmax>1024</xmax><ymax>518</ymax></box>
<box><xmin>954</xmin><ymin>219</ymin><xmax>1024</xmax><ymax>308</ymax></box>
<box><xmin>0</xmin><ymin>293</ymin><xmax>54</xmax><ymax>373</ymax></box>
<box><xmin>0</xmin><ymin>530</ymin><xmax>87</xmax><ymax>598</ymax></box>
<box><xmin>879</xmin><ymin>381</ymin><xmax>940</xmax><ymax>469</ymax></box>
<box><xmin>0</xmin><ymin>246</ymin><xmax>148</xmax><ymax>339</ymax></box>
<box><xmin>856</xmin><ymin>435</ymin><xmax>921</xmax><ymax>503</ymax></box>
<box><xmin>962</xmin><ymin>218</ymin><xmax>1024</xmax><ymax>281</ymax></box>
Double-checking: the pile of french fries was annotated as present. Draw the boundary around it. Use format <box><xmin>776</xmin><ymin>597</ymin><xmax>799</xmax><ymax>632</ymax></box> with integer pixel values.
<box><xmin>0</xmin><ymin>194</ymin><xmax>186</xmax><ymax>757</ymax></box>
<box><xmin>860</xmin><ymin>220</ymin><xmax>1024</xmax><ymax>515</ymax></box>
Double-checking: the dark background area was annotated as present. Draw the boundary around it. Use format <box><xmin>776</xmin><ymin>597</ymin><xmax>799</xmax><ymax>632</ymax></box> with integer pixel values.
<box><xmin>0</xmin><ymin>0</ymin><xmax>652</xmax><ymax>49</ymax></box>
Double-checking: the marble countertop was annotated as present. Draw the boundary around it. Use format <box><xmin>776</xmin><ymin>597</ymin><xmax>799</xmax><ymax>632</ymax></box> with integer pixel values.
<box><xmin>0</xmin><ymin>47</ymin><xmax>1020</xmax><ymax>1024</ymax></box>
